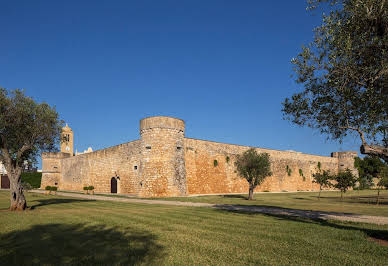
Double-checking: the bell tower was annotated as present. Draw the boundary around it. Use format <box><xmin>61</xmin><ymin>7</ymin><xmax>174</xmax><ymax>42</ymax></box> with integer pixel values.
<box><xmin>61</xmin><ymin>124</ymin><xmax>74</xmax><ymax>156</ymax></box>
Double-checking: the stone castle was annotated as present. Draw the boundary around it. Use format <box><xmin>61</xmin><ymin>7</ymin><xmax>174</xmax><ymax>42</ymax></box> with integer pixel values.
<box><xmin>41</xmin><ymin>116</ymin><xmax>358</xmax><ymax>197</ymax></box>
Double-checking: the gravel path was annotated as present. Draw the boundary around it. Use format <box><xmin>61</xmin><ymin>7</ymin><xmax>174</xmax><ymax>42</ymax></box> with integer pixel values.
<box><xmin>31</xmin><ymin>190</ymin><xmax>388</xmax><ymax>225</ymax></box>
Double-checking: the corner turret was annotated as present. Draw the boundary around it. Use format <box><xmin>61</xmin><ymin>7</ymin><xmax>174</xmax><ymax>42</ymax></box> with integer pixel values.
<box><xmin>331</xmin><ymin>151</ymin><xmax>358</xmax><ymax>177</ymax></box>
<box><xmin>138</xmin><ymin>116</ymin><xmax>186</xmax><ymax>197</ymax></box>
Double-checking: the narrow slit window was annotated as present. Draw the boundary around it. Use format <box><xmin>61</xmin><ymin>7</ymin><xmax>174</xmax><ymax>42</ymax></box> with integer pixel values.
<box><xmin>146</xmin><ymin>146</ymin><xmax>151</xmax><ymax>150</ymax></box>
<box><xmin>134</xmin><ymin>166</ymin><xmax>138</xmax><ymax>170</ymax></box>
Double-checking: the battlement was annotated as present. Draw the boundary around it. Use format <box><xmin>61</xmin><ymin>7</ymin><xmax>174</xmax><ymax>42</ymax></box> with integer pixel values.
<box><xmin>140</xmin><ymin>116</ymin><xmax>185</xmax><ymax>134</ymax></box>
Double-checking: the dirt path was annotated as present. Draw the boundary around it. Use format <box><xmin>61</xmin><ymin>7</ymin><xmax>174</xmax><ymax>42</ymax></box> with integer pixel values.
<box><xmin>31</xmin><ymin>190</ymin><xmax>388</xmax><ymax>225</ymax></box>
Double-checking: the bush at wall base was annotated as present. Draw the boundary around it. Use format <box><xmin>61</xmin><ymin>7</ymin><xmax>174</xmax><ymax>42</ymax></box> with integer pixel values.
<box><xmin>45</xmin><ymin>186</ymin><xmax>58</xmax><ymax>195</ymax></box>
<box><xmin>83</xmin><ymin>186</ymin><xmax>95</xmax><ymax>194</ymax></box>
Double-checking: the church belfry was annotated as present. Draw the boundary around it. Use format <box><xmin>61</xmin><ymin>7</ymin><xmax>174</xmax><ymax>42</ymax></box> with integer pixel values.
<box><xmin>61</xmin><ymin>124</ymin><xmax>74</xmax><ymax>156</ymax></box>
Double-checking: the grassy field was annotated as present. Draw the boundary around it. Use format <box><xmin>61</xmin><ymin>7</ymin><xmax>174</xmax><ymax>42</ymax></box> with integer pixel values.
<box><xmin>0</xmin><ymin>191</ymin><xmax>387</xmax><ymax>265</ymax></box>
<box><xmin>154</xmin><ymin>190</ymin><xmax>388</xmax><ymax>217</ymax></box>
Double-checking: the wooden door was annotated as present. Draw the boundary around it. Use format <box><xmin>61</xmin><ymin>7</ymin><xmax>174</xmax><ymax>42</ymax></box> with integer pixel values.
<box><xmin>1</xmin><ymin>175</ymin><xmax>10</xmax><ymax>189</ymax></box>
<box><xmin>111</xmin><ymin>177</ymin><xmax>117</xmax><ymax>193</ymax></box>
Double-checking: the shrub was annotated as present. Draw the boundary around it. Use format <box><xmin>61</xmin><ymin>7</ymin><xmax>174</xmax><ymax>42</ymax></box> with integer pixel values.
<box><xmin>21</xmin><ymin>172</ymin><xmax>42</xmax><ymax>188</ymax></box>
<box><xmin>299</xmin><ymin>169</ymin><xmax>305</xmax><ymax>181</ymax></box>
<box><xmin>214</xmin><ymin>160</ymin><xmax>218</xmax><ymax>167</ymax></box>
<box><xmin>51</xmin><ymin>186</ymin><xmax>57</xmax><ymax>191</ymax></box>
<box><xmin>21</xmin><ymin>182</ymin><xmax>33</xmax><ymax>191</ymax></box>
<box><xmin>45</xmin><ymin>186</ymin><xmax>52</xmax><ymax>191</ymax></box>
<box><xmin>88</xmin><ymin>186</ymin><xmax>94</xmax><ymax>190</ymax></box>
<box><xmin>286</xmin><ymin>165</ymin><xmax>292</xmax><ymax>176</ymax></box>
<box><xmin>83</xmin><ymin>186</ymin><xmax>89</xmax><ymax>191</ymax></box>
<box><xmin>225</xmin><ymin>156</ymin><xmax>230</xmax><ymax>163</ymax></box>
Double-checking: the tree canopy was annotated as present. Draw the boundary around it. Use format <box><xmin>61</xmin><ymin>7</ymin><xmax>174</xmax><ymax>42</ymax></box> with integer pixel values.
<box><xmin>282</xmin><ymin>0</ymin><xmax>388</xmax><ymax>162</ymax></box>
<box><xmin>0</xmin><ymin>89</ymin><xmax>62</xmax><ymax>210</ymax></box>
<box><xmin>235</xmin><ymin>148</ymin><xmax>272</xmax><ymax>200</ymax></box>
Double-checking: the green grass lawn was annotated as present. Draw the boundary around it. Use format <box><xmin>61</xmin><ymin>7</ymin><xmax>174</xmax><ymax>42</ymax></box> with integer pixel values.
<box><xmin>0</xmin><ymin>191</ymin><xmax>387</xmax><ymax>265</ymax></box>
<box><xmin>153</xmin><ymin>190</ymin><xmax>388</xmax><ymax>217</ymax></box>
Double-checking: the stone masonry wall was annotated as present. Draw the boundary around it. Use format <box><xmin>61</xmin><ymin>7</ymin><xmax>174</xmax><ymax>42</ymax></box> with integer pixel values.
<box><xmin>41</xmin><ymin>116</ymin><xmax>359</xmax><ymax>197</ymax></box>
<box><xmin>138</xmin><ymin>116</ymin><xmax>186</xmax><ymax>197</ymax></box>
<box><xmin>45</xmin><ymin>140</ymin><xmax>142</xmax><ymax>193</ymax></box>
<box><xmin>41</xmin><ymin>152</ymin><xmax>71</xmax><ymax>189</ymax></box>
<box><xmin>184</xmin><ymin>138</ymin><xmax>341</xmax><ymax>195</ymax></box>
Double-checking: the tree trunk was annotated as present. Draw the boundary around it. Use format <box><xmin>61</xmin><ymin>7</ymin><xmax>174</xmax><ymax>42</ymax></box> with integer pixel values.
<box><xmin>9</xmin><ymin>169</ymin><xmax>27</xmax><ymax>211</ymax></box>
<box><xmin>361</xmin><ymin>144</ymin><xmax>388</xmax><ymax>163</ymax></box>
<box><xmin>340</xmin><ymin>191</ymin><xmax>343</xmax><ymax>201</ymax></box>
<box><xmin>377</xmin><ymin>188</ymin><xmax>380</xmax><ymax>205</ymax></box>
<box><xmin>318</xmin><ymin>185</ymin><xmax>322</xmax><ymax>200</ymax></box>
<box><xmin>248</xmin><ymin>185</ymin><xmax>254</xmax><ymax>200</ymax></box>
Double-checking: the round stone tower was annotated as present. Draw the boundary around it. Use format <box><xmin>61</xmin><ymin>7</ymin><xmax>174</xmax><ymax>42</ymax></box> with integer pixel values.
<box><xmin>138</xmin><ymin>116</ymin><xmax>187</xmax><ymax>197</ymax></box>
<box><xmin>331</xmin><ymin>151</ymin><xmax>359</xmax><ymax>177</ymax></box>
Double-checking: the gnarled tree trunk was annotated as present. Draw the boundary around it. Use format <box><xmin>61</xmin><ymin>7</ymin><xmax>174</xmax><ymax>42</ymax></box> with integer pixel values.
<box><xmin>8</xmin><ymin>167</ymin><xmax>27</xmax><ymax>211</ymax></box>
<box><xmin>248</xmin><ymin>184</ymin><xmax>254</xmax><ymax>200</ymax></box>
<box><xmin>360</xmin><ymin>144</ymin><xmax>388</xmax><ymax>163</ymax></box>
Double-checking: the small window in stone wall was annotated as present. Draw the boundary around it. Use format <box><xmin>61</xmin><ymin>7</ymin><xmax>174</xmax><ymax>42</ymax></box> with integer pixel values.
<box><xmin>134</xmin><ymin>165</ymin><xmax>138</xmax><ymax>170</ymax></box>
<box><xmin>146</xmin><ymin>146</ymin><xmax>151</xmax><ymax>150</ymax></box>
<box><xmin>53</xmin><ymin>166</ymin><xmax>58</xmax><ymax>169</ymax></box>
<box><xmin>177</xmin><ymin>146</ymin><xmax>182</xmax><ymax>150</ymax></box>
<box><xmin>55</xmin><ymin>182</ymin><xmax>58</xmax><ymax>185</ymax></box>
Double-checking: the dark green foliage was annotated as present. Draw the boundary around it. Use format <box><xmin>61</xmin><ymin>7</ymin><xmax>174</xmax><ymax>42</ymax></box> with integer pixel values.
<box><xmin>88</xmin><ymin>186</ymin><xmax>94</xmax><ymax>190</ymax></box>
<box><xmin>0</xmin><ymin>89</ymin><xmax>62</xmax><ymax>210</ymax></box>
<box><xmin>51</xmin><ymin>186</ymin><xmax>57</xmax><ymax>191</ymax></box>
<box><xmin>376</xmin><ymin>165</ymin><xmax>388</xmax><ymax>189</ymax></box>
<box><xmin>332</xmin><ymin>169</ymin><xmax>357</xmax><ymax>199</ymax></box>
<box><xmin>299</xmin><ymin>169</ymin><xmax>305</xmax><ymax>181</ymax></box>
<box><xmin>45</xmin><ymin>186</ymin><xmax>51</xmax><ymax>191</ymax></box>
<box><xmin>354</xmin><ymin>156</ymin><xmax>385</xmax><ymax>189</ymax></box>
<box><xmin>282</xmin><ymin>0</ymin><xmax>388</xmax><ymax>162</ymax></box>
<box><xmin>317</xmin><ymin>162</ymin><xmax>321</xmax><ymax>171</ymax></box>
<box><xmin>213</xmin><ymin>160</ymin><xmax>218</xmax><ymax>167</ymax></box>
<box><xmin>235</xmin><ymin>149</ymin><xmax>272</xmax><ymax>200</ymax></box>
<box><xmin>21</xmin><ymin>182</ymin><xmax>32</xmax><ymax>191</ymax></box>
<box><xmin>83</xmin><ymin>186</ymin><xmax>89</xmax><ymax>191</ymax></box>
<box><xmin>225</xmin><ymin>156</ymin><xmax>230</xmax><ymax>163</ymax></box>
<box><xmin>45</xmin><ymin>186</ymin><xmax>57</xmax><ymax>191</ymax></box>
<box><xmin>286</xmin><ymin>165</ymin><xmax>292</xmax><ymax>176</ymax></box>
<box><xmin>313</xmin><ymin>169</ymin><xmax>333</xmax><ymax>200</ymax></box>
<box><xmin>21</xmin><ymin>172</ymin><xmax>42</xmax><ymax>188</ymax></box>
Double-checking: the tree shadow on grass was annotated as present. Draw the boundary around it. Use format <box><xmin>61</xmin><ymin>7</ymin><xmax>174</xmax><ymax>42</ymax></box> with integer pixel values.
<box><xmin>221</xmin><ymin>194</ymin><xmax>247</xmax><ymax>199</ymax></box>
<box><xmin>214</xmin><ymin>205</ymin><xmax>388</xmax><ymax>244</ymax></box>
<box><xmin>313</xmin><ymin>196</ymin><xmax>388</xmax><ymax>205</ymax></box>
<box><xmin>29</xmin><ymin>198</ymin><xmax>96</xmax><ymax>209</ymax></box>
<box><xmin>0</xmin><ymin>223</ymin><xmax>164</xmax><ymax>265</ymax></box>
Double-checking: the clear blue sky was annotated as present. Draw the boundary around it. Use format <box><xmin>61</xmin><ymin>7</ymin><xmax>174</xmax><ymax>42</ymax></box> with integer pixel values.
<box><xmin>0</xmin><ymin>0</ymin><xmax>361</xmax><ymax>167</ymax></box>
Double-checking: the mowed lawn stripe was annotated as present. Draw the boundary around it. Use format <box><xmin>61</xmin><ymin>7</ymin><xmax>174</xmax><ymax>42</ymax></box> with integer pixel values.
<box><xmin>0</xmin><ymin>191</ymin><xmax>387</xmax><ymax>265</ymax></box>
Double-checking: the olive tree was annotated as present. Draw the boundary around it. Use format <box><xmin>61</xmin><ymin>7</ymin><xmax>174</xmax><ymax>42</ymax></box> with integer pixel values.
<box><xmin>312</xmin><ymin>163</ymin><xmax>333</xmax><ymax>200</ymax></box>
<box><xmin>0</xmin><ymin>89</ymin><xmax>62</xmax><ymax>210</ymax></box>
<box><xmin>282</xmin><ymin>0</ymin><xmax>388</xmax><ymax>162</ymax></box>
<box><xmin>332</xmin><ymin>169</ymin><xmax>357</xmax><ymax>200</ymax></box>
<box><xmin>235</xmin><ymin>148</ymin><xmax>272</xmax><ymax>200</ymax></box>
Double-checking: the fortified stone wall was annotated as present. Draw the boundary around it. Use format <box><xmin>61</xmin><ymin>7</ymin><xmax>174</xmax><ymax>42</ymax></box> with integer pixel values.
<box><xmin>42</xmin><ymin>140</ymin><xmax>141</xmax><ymax>193</ymax></box>
<box><xmin>138</xmin><ymin>116</ymin><xmax>186</xmax><ymax>197</ymax></box>
<box><xmin>331</xmin><ymin>151</ymin><xmax>359</xmax><ymax>177</ymax></box>
<box><xmin>41</xmin><ymin>116</ymin><xmax>358</xmax><ymax>197</ymax></box>
<box><xmin>184</xmin><ymin>138</ymin><xmax>342</xmax><ymax>195</ymax></box>
<box><xmin>41</xmin><ymin>152</ymin><xmax>71</xmax><ymax>189</ymax></box>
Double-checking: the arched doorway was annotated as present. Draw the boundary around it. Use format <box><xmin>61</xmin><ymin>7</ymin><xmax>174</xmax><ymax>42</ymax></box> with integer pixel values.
<box><xmin>111</xmin><ymin>177</ymin><xmax>117</xmax><ymax>193</ymax></box>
